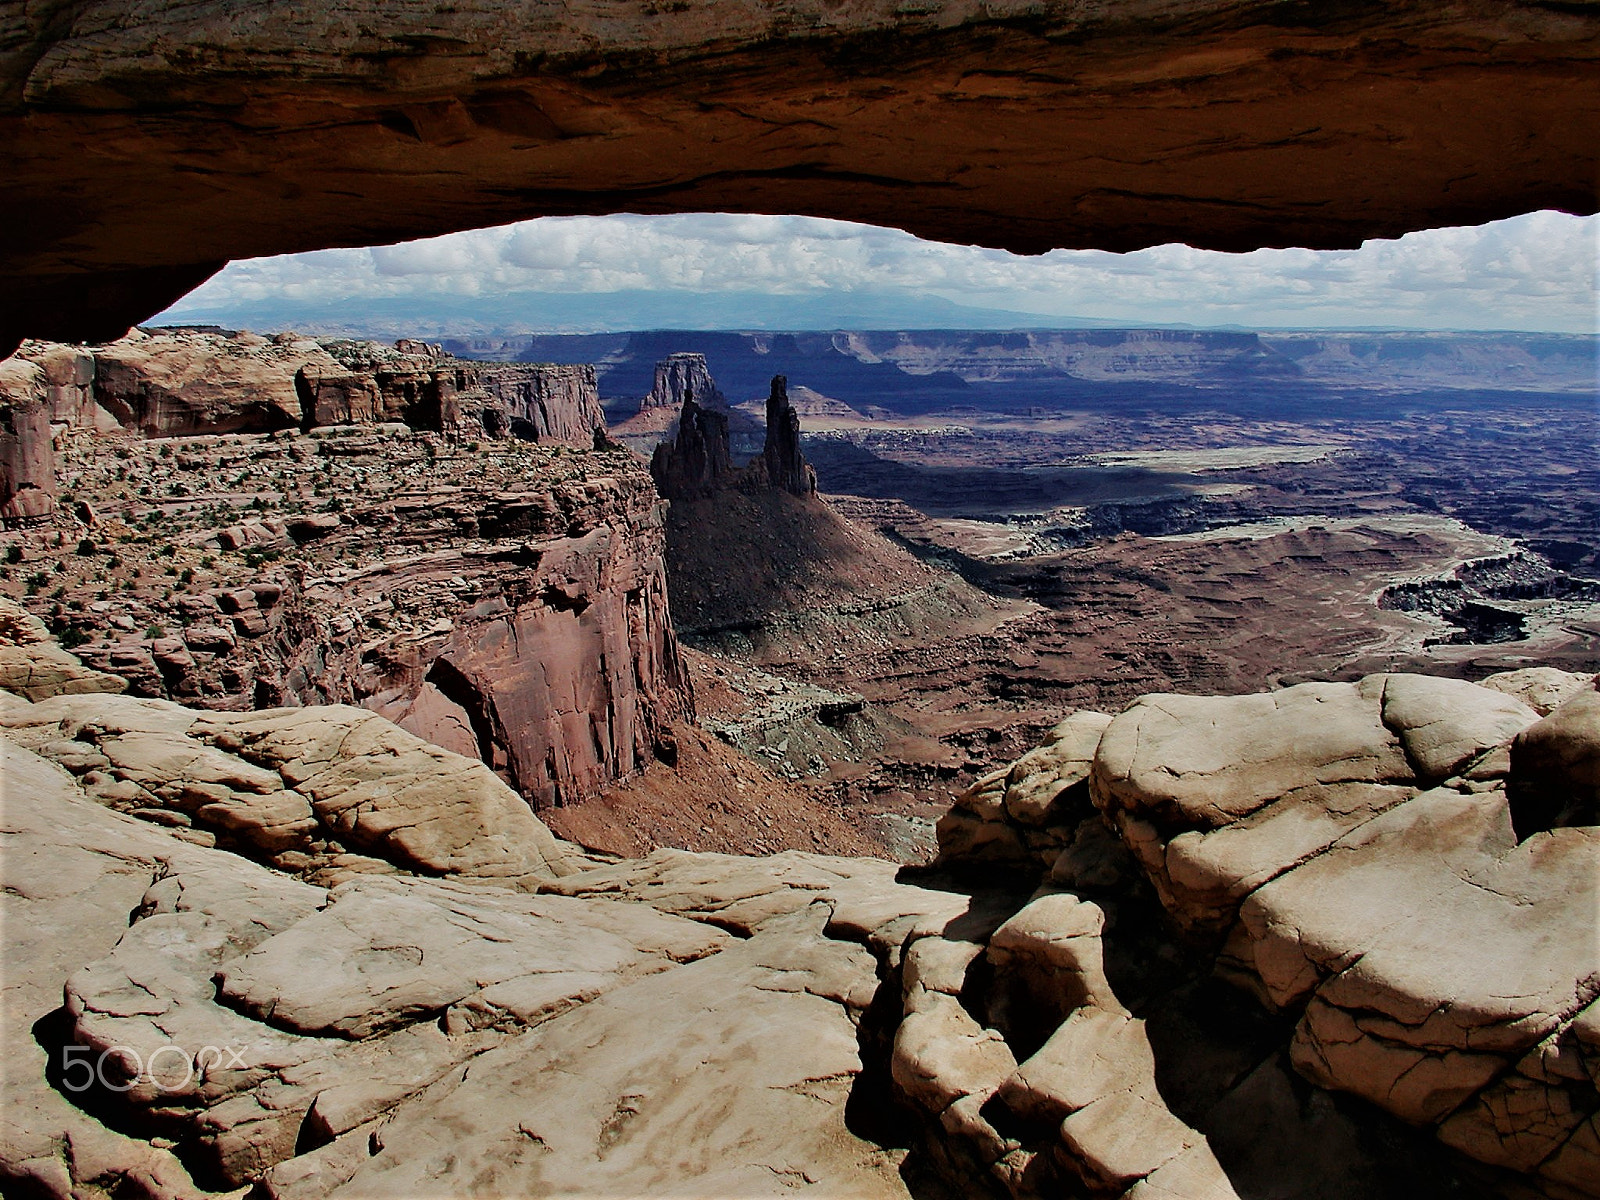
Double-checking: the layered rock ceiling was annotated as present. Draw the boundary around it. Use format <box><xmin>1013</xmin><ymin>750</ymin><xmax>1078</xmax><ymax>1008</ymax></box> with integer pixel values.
<box><xmin>5</xmin><ymin>0</ymin><xmax>1599</xmax><ymax>349</ymax></box>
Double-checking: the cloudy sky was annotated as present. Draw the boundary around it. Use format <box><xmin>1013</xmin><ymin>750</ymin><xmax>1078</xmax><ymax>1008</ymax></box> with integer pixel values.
<box><xmin>158</xmin><ymin>209</ymin><xmax>1598</xmax><ymax>334</ymax></box>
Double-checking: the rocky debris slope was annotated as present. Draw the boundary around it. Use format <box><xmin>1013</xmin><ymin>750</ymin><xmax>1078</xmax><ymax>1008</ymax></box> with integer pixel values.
<box><xmin>7</xmin><ymin>2</ymin><xmax>1598</xmax><ymax>348</ymax></box>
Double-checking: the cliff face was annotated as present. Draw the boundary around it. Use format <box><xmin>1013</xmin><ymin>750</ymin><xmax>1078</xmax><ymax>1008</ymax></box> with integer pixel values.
<box><xmin>4</xmin><ymin>328</ymin><xmax>688</xmax><ymax>808</ymax></box>
<box><xmin>2</xmin><ymin>329</ymin><xmax>605</xmax><ymax>445</ymax></box>
<box><xmin>297</xmin><ymin>338</ymin><xmax>476</xmax><ymax>431</ymax></box>
<box><xmin>0</xmin><ymin>358</ymin><xmax>54</xmax><ymax>525</ymax></box>
<box><xmin>473</xmin><ymin>363</ymin><xmax>605</xmax><ymax>445</ymax></box>
<box><xmin>4</xmin><ymin>2</ymin><xmax>1597</xmax><ymax>348</ymax></box>
<box><xmin>92</xmin><ymin>329</ymin><xmax>317</xmax><ymax>435</ymax></box>
<box><xmin>60</xmin><ymin>438</ymin><xmax>690</xmax><ymax>809</ymax></box>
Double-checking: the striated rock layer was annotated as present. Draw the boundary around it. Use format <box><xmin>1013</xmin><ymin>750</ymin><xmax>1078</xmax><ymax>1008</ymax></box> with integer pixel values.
<box><xmin>1</xmin><ymin>329</ymin><xmax>607</xmax><ymax>526</ymax></box>
<box><xmin>0</xmin><ymin>336</ymin><xmax>688</xmax><ymax>808</ymax></box>
<box><xmin>4</xmin><ymin>1</ymin><xmax>1598</xmax><ymax>347</ymax></box>
<box><xmin>642</xmin><ymin>352</ymin><xmax>725</xmax><ymax>413</ymax></box>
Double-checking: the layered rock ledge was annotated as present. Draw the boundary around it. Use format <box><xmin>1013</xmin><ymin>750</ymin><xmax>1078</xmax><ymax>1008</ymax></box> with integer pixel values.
<box><xmin>4</xmin><ymin>1</ymin><xmax>1597</xmax><ymax>346</ymax></box>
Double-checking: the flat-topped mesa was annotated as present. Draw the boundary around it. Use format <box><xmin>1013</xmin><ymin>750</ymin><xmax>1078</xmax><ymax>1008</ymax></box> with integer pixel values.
<box><xmin>643</xmin><ymin>353</ymin><xmax>725</xmax><ymax>414</ymax></box>
<box><xmin>750</xmin><ymin>374</ymin><xmax>817</xmax><ymax>498</ymax></box>
<box><xmin>650</xmin><ymin>389</ymin><xmax>733</xmax><ymax>501</ymax></box>
<box><xmin>0</xmin><ymin>328</ymin><xmax>605</xmax><ymax>447</ymax></box>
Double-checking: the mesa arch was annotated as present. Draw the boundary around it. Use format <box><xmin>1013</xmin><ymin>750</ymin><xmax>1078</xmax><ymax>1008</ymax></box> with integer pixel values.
<box><xmin>3</xmin><ymin>0</ymin><xmax>1597</xmax><ymax>352</ymax></box>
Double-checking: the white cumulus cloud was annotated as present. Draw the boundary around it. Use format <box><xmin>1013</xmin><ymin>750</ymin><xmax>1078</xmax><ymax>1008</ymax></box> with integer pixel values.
<box><xmin>161</xmin><ymin>210</ymin><xmax>1598</xmax><ymax>333</ymax></box>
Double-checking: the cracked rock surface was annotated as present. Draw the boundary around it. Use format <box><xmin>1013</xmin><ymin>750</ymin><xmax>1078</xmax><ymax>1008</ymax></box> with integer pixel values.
<box><xmin>3</xmin><ymin>628</ymin><xmax>1596</xmax><ymax>1198</ymax></box>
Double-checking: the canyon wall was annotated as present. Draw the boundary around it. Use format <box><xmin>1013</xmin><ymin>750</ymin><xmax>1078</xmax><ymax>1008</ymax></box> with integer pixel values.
<box><xmin>2</xmin><ymin>330</ymin><xmax>685</xmax><ymax>808</ymax></box>
<box><xmin>473</xmin><ymin>363</ymin><xmax>605</xmax><ymax>444</ymax></box>
<box><xmin>67</xmin><ymin>440</ymin><xmax>690</xmax><ymax>809</ymax></box>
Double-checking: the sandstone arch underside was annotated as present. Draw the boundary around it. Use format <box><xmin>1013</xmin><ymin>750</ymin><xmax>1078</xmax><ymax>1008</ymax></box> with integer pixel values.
<box><xmin>3</xmin><ymin>0</ymin><xmax>1597</xmax><ymax>351</ymax></box>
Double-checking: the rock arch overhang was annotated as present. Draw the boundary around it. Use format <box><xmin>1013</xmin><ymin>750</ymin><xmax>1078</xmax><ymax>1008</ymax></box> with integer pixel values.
<box><xmin>3</xmin><ymin>0</ymin><xmax>1597</xmax><ymax>352</ymax></box>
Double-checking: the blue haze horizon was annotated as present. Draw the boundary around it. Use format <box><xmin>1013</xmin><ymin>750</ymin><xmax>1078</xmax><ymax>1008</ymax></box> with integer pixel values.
<box><xmin>155</xmin><ymin>211</ymin><xmax>1599</xmax><ymax>339</ymax></box>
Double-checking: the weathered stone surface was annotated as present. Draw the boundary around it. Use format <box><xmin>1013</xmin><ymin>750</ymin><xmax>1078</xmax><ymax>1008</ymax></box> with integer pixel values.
<box><xmin>0</xmin><ymin>596</ymin><xmax>127</xmax><ymax>699</ymax></box>
<box><xmin>1</xmin><ymin>714</ymin><xmax>954</xmax><ymax>1198</ymax></box>
<box><xmin>938</xmin><ymin>709</ymin><xmax>1112</xmax><ymax>871</ymax></box>
<box><xmin>1509</xmin><ymin>690</ymin><xmax>1600</xmax><ymax>834</ymax></box>
<box><xmin>1482</xmin><ymin>666</ymin><xmax>1598</xmax><ymax>717</ymax></box>
<box><xmin>8</xmin><ymin>356</ymin><xmax>694</xmax><ymax>810</ymax></box>
<box><xmin>5</xmin><ymin>2</ymin><xmax>1598</xmax><ymax>347</ymax></box>
<box><xmin>1379</xmin><ymin>672</ymin><xmax>1539</xmax><ymax>783</ymax></box>
<box><xmin>650</xmin><ymin>392</ymin><xmax>735</xmax><ymax>501</ymax></box>
<box><xmin>296</xmin><ymin>338</ymin><xmax>471</xmax><ymax>431</ymax></box>
<box><xmin>471</xmin><ymin>362</ymin><xmax>606</xmax><ymax>444</ymax></box>
<box><xmin>894</xmin><ymin>886</ymin><xmax>1238</xmax><ymax>1199</ymax></box>
<box><xmin>1090</xmin><ymin>674</ymin><xmax>1542</xmax><ymax>933</ymax></box>
<box><xmin>216</xmin><ymin>874</ymin><xmax>727</xmax><ymax>1038</ymax></box>
<box><xmin>5</xmin><ymin>635</ymin><xmax>1595</xmax><ymax>1199</ymax></box>
<box><xmin>642</xmin><ymin>352</ymin><xmax>725</xmax><ymax>413</ymax></box>
<box><xmin>90</xmin><ymin>328</ymin><xmax>326</xmax><ymax>435</ymax></box>
<box><xmin>314</xmin><ymin>907</ymin><xmax>906</xmax><ymax>1199</ymax></box>
<box><xmin>1</xmin><ymin>693</ymin><xmax>577</xmax><ymax>882</ymax></box>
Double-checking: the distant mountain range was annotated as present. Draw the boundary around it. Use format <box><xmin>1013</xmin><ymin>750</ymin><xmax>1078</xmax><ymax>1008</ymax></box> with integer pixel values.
<box><xmin>155</xmin><ymin>289</ymin><xmax>1142</xmax><ymax>338</ymax></box>
<box><xmin>424</xmin><ymin>328</ymin><xmax>1598</xmax><ymax>415</ymax></box>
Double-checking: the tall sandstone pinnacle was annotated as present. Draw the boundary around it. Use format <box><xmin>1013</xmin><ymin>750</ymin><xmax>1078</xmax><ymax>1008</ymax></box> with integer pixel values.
<box><xmin>753</xmin><ymin>374</ymin><xmax>818</xmax><ymax>499</ymax></box>
<box><xmin>650</xmin><ymin>375</ymin><xmax>816</xmax><ymax>502</ymax></box>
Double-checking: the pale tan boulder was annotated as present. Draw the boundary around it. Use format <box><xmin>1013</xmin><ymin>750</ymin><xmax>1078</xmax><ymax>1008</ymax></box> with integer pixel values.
<box><xmin>1481</xmin><ymin>666</ymin><xmax>1598</xmax><ymax>716</ymax></box>
<box><xmin>1509</xmin><ymin>690</ymin><xmax>1600</xmax><ymax>834</ymax></box>
<box><xmin>892</xmin><ymin>991</ymin><xmax>1018</xmax><ymax>1115</ymax></box>
<box><xmin>1378</xmin><ymin>672</ymin><xmax>1539</xmax><ymax>783</ymax></box>
<box><xmin>998</xmin><ymin>1007</ymin><xmax>1157</xmax><ymax>1124</ymax></box>
<box><xmin>1058</xmin><ymin>1090</ymin><xmax>1200</xmax><ymax>1193</ymax></box>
